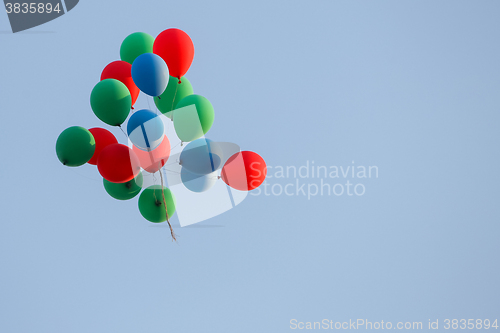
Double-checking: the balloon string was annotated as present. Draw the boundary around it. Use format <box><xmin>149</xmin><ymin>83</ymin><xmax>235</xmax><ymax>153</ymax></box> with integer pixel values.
<box><xmin>147</xmin><ymin>95</ymin><xmax>153</xmax><ymax>113</ymax></box>
<box><xmin>170</xmin><ymin>141</ymin><xmax>181</xmax><ymax>151</ymax></box>
<box><xmin>118</xmin><ymin>125</ymin><xmax>127</xmax><ymax>139</ymax></box>
<box><xmin>171</xmin><ymin>83</ymin><xmax>179</xmax><ymax>112</ymax></box>
<box><xmin>154</xmin><ymin>98</ymin><xmax>162</xmax><ymax>115</ymax></box>
<box><xmin>159</xmin><ymin>169</ymin><xmax>177</xmax><ymax>242</ymax></box>
<box><xmin>152</xmin><ymin>173</ymin><xmax>158</xmax><ymax>190</ymax></box>
<box><xmin>162</xmin><ymin>167</ymin><xmax>181</xmax><ymax>174</ymax></box>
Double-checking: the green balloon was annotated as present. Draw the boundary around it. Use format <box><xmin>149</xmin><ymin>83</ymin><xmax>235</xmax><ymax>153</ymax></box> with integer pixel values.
<box><xmin>56</xmin><ymin>126</ymin><xmax>95</xmax><ymax>167</ymax></box>
<box><xmin>154</xmin><ymin>76</ymin><xmax>194</xmax><ymax>119</ymax></box>
<box><xmin>138</xmin><ymin>185</ymin><xmax>176</xmax><ymax>223</ymax></box>
<box><xmin>120</xmin><ymin>32</ymin><xmax>154</xmax><ymax>65</ymax></box>
<box><xmin>90</xmin><ymin>79</ymin><xmax>131</xmax><ymax>126</ymax></box>
<box><xmin>173</xmin><ymin>94</ymin><xmax>215</xmax><ymax>142</ymax></box>
<box><xmin>103</xmin><ymin>172</ymin><xmax>143</xmax><ymax>200</ymax></box>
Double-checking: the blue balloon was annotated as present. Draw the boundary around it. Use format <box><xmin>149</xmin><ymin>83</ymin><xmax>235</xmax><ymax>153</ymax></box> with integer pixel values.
<box><xmin>131</xmin><ymin>53</ymin><xmax>169</xmax><ymax>96</ymax></box>
<box><xmin>179</xmin><ymin>139</ymin><xmax>222</xmax><ymax>175</ymax></box>
<box><xmin>181</xmin><ymin>168</ymin><xmax>217</xmax><ymax>193</ymax></box>
<box><xmin>127</xmin><ymin>109</ymin><xmax>164</xmax><ymax>151</ymax></box>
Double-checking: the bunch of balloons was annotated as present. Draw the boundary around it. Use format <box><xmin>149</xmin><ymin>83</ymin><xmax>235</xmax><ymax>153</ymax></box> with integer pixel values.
<box><xmin>55</xmin><ymin>28</ymin><xmax>267</xmax><ymax>240</ymax></box>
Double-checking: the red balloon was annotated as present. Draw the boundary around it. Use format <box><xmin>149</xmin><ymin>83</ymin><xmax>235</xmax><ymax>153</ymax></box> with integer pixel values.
<box><xmin>221</xmin><ymin>151</ymin><xmax>267</xmax><ymax>191</ymax></box>
<box><xmin>132</xmin><ymin>135</ymin><xmax>171</xmax><ymax>173</ymax></box>
<box><xmin>153</xmin><ymin>28</ymin><xmax>194</xmax><ymax>80</ymax></box>
<box><xmin>101</xmin><ymin>60</ymin><xmax>140</xmax><ymax>107</ymax></box>
<box><xmin>97</xmin><ymin>144</ymin><xmax>141</xmax><ymax>183</ymax></box>
<box><xmin>87</xmin><ymin>128</ymin><xmax>118</xmax><ymax>165</ymax></box>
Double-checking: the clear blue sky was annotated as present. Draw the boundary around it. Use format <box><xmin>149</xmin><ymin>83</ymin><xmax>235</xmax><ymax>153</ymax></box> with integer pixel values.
<box><xmin>1</xmin><ymin>1</ymin><xmax>500</xmax><ymax>332</ymax></box>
